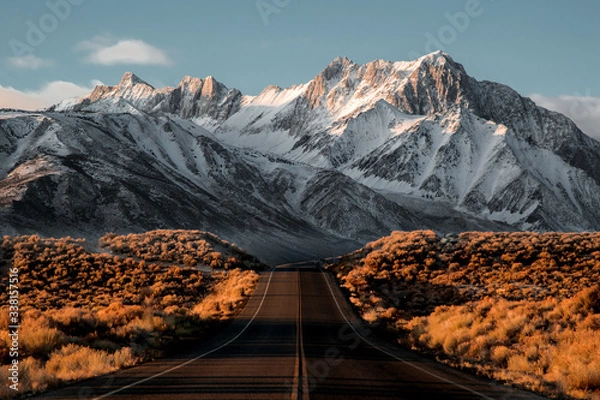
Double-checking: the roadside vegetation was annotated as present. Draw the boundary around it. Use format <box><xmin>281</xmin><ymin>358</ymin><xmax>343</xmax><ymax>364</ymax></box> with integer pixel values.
<box><xmin>99</xmin><ymin>230</ymin><xmax>264</xmax><ymax>271</ymax></box>
<box><xmin>0</xmin><ymin>230</ymin><xmax>264</xmax><ymax>397</ymax></box>
<box><xmin>328</xmin><ymin>231</ymin><xmax>600</xmax><ymax>400</ymax></box>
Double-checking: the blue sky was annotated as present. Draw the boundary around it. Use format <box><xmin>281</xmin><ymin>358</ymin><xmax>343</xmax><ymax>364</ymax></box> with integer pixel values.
<box><xmin>1</xmin><ymin>0</ymin><xmax>599</xmax><ymax>135</ymax></box>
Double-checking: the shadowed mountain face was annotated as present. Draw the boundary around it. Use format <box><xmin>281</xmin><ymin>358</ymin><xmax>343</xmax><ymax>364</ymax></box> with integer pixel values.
<box><xmin>2</xmin><ymin>51</ymin><xmax>599</xmax><ymax>262</ymax></box>
<box><xmin>0</xmin><ymin>112</ymin><xmax>425</xmax><ymax>264</ymax></box>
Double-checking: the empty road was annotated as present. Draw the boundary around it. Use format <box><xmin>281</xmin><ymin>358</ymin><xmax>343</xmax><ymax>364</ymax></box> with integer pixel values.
<box><xmin>35</xmin><ymin>262</ymin><xmax>546</xmax><ymax>399</ymax></box>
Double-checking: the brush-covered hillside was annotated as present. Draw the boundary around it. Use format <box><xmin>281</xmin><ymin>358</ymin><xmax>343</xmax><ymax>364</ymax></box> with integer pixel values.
<box><xmin>328</xmin><ymin>231</ymin><xmax>600</xmax><ymax>400</ymax></box>
<box><xmin>0</xmin><ymin>230</ymin><xmax>265</xmax><ymax>398</ymax></box>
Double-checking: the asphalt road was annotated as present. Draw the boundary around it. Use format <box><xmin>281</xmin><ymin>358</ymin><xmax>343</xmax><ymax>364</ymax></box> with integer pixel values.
<box><xmin>34</xmin><ymin>263</ymin><xmax>547</xmax><ymax>400</ymax></box>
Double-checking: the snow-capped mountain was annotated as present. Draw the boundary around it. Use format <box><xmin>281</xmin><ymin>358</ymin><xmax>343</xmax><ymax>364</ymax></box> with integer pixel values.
<box><xmin>51</xmin><ymin>72</ymin><xmax>242</xmax><ymax>128</ymax></box>
<box><xmin>0</xmin><ymin>110</ymin><xmax>430</xmax><ymax>263</ymax></box>
<box><xmin>215</xmin><ymin>52</ymin><xmax>600</xmax><ymax>231</ymax></box>
<box><xmin>2</xmin><ymin>51</ymin><xmax>599</xmax><ymax>261</ymax></box>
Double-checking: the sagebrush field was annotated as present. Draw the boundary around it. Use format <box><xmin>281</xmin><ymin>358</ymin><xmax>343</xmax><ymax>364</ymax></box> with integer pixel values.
<box><xmin>329</xmin><ymin>231</ymin><xmax>600</xmax><ymax>400</ymax></box>
<box><xmin>0</xmin><ymin>230</ymin><xmax>264</xmax><ymax>397</ymax></box>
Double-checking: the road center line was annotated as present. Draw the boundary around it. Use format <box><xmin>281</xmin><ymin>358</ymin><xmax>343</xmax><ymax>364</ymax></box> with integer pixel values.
<box><xmin>91</xmin><ymin>267</ymin><xmax>278</xmax><ymax>400</ymax></box>
<box><xmin>320</xmin><ymin>267</ymin><xmax>496</xmax><ymax>400</ymax></box>
<box><xmin>292</xmin><ymin>268</ymin><xmax>310</xmax><ymax>400</ymax></box>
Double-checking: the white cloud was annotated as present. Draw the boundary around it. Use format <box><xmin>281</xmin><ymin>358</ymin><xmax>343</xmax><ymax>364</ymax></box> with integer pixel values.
<box><xmin>530</xmin><ymin>93</ymin><xmax>600</xmax><ymax>141</ymax></box>
<box><xmin>76</xmin><ymin>35</ymin><xmax>171</xmax><ymax>66</ymax></box>
<box><xmin>7</xmin><ymin>54</ymin><xmax>54</xmax><ymax>70</ymax></box>
<box><xmin>0</xmin><ymin>80</ymin><xmax>102</xmax><ymax>111</ymax></box>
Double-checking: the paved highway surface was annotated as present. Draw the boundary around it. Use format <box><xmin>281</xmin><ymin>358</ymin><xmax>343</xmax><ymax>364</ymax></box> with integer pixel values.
<box><xmin>35</xmin><ymin>262</ymin><xmax>547</xmax><ymax>399</ymax></box>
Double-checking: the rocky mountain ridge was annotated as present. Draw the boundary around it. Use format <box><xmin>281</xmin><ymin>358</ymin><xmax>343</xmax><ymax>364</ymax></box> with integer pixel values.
<box><xmin>2</xmin><ymin>51</ymin><xmax>599</xmax><ymax>262</ymax></box>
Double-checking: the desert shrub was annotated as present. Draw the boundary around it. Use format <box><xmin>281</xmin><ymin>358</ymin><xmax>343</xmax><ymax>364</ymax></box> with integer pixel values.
<box><xmin>0</xmin><ymin>231</ymin><xmax>263</xmax><ymax>397</ymax></box>
<box><xmin>547</xmin><ymin>329</ymin><xmax>600</xmax><ymax>394</ymax></box>
<box><xmin>0</xmin><ymin>306</ymin><xmax>10</xmax><ymax>329</ymax></box>
<box><xmin>46</xmin><ymin>344</ymin><xmax>120</xmax><ymax>381</ymax></box>
<box><xmin>403</xmin><ymin>292</ymin><xmax>600</xmax><ymax>398</ymax></box>
<box><xmin>193</xmin><ymin>269</ymin><xmax>259</xmax><ymax>320</ymax></box>
<box><xmin>329</xmin><ymin>231</ymin><xmax>600</xmax><ymax>399</ymax></box>
<box><xmin>16</xmin><ymin>357</ymin><xmax>55</xmax><ymax>394</ymax></box>
<box><xmin>99</xmin><ymin>230</ymin><xmax>265</xmax><ymax>271</ymax></box>
<box><xmin>47</xmin><ymin>306</ymin><xmax>97</xmax><ymax>336</ymax></box>
<box><xmin>20</xmin><ymin>313</ymin><xmax>65</xmax><ymax>359</ymax></box>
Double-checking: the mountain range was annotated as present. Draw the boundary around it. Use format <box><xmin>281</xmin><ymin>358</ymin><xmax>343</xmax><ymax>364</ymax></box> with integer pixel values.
<box><xmin>2</xmin><ymin>51</ymin><xmax>599</xmax><ymax>263</ymax></box>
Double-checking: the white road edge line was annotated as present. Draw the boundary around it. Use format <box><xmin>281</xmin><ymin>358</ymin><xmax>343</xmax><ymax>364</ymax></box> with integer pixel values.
<box><xmin>91</xmin><ymin>267</ymin><xmax>278</xmax><ymax>400</ymax></box>
<box><xmin>320</xmin><ymin>268</ymin><xmax>497</xmax><ymax>400</ymax></box>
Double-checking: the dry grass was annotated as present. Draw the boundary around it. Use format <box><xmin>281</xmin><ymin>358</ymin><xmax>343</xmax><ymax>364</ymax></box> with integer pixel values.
<box><xmin>99</xmin><ymin>230</ymin><xmax>265</xmax><ymax>271</ymax></box>
<box><xmin>0</xmin><ymin>231</ymin><xmax>261</xmax><ymax>397</ymax></box>
<box><xmin>193</xmin><ymin>269</ymin><xmax>259</xmax><ymax>320</ymax></box>
<box><xmin>45</xmin><ymin>344</ymin><xmax>137</xmax><ymax>381</ymax></box>
<box><xmin>404</xmin><ymin>289</ymin><xmax>600</xmax><ymax>397</ymax></box>
<box><xmin>329</xmin><ymin>231</ymin><xmax>600</xmax><ymax>400</ymax></box>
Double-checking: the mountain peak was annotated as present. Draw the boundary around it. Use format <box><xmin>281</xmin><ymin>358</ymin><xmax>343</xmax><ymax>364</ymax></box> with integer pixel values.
<box><xmin>415</xmin><ymin>50</ymin><xmax>459</xmax><ymax>68</ymax></box>
<box><xmin>327</xmin><ymin>56</ymin><xmax>355</xmax><ymax>71</ymax></box>
<box><xmin>330</xmin><ymin>56</ymin><xmax>353</xmax><ymax>65</ymax></box>
<box><xmin>178</xmin><ymin>75</ymin><xmax>204</xmax><ymax>89</ymax></box>
<box><xmin>319</xmin><ymin>56</ymin><xmax>355</xmax><ymax>82</ymax></box>
<box><xmin>119</xmin><ymin>72</ymin><xmax>152</xmax><ymax>88</ymax></box>
<box><xmin>426</xmin><ymin>49</ymin><xmax>448</xmax><ymax>57</ymax></box>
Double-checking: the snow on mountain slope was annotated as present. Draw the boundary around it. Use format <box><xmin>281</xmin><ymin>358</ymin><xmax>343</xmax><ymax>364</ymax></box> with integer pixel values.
<box><xmin>0</xmin><ymin>110</ymin><xmax>434</xmax><ymax>263</ymax></box>
<box><xmin>51</xmin><ymin>72</ymin><xmax>242</xmax><ymax>126</ymax></box>
<box><xmin>4</xmin><ymin>50</ymin><xmax>600</xmax><ymax>252</ymax></box>
<box><xmin>216</xmin><ymin>55</ymin><xmax>435</xmax><ymax>166</ymax></box>
<box><xmin>343</xmin><ymin>107</ymin><xmax>513</xmax><ymax>198</ymax></box>
<box><xmin>209</xmin><ymin>51</ymin><xmax>600</xmax><ymax>231</ymax></box>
